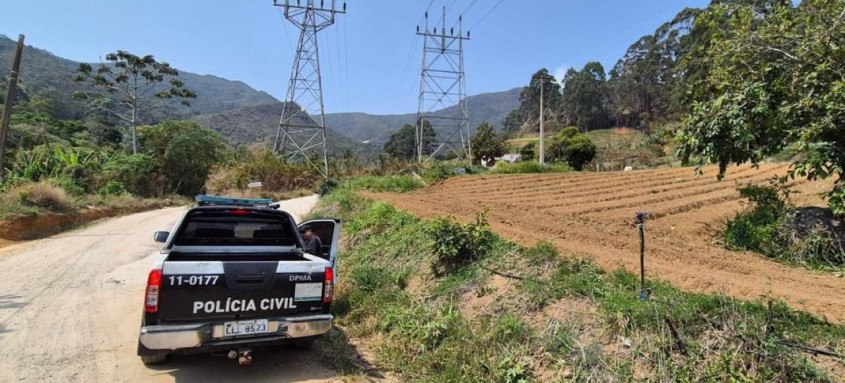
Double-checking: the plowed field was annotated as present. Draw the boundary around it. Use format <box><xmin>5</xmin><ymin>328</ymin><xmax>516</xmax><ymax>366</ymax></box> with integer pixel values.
<box><xmin>367</xmin><ymin>164</ymin><xmax>845</xmax><ymax>323</ymax></box>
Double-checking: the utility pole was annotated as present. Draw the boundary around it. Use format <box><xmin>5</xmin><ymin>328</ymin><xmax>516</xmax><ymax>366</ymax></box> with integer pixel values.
<box><xmin>0</xmin><ymin>34</ymin><xmax>24</xmax><ymax>181</ymax></box>
<box><xmin>416</xmin><ymin>7</ymin><xmax>470</xmax><ymax>163</ymax></box>
<box><xmin>272</xmin><ymin>0</ymin><xmax>346</xmax><ymax>179</ymax></box>
<box><xmin>539</xmin><ymin>80</ymin><xmax>545</xmax><ymax>165</ymax></box>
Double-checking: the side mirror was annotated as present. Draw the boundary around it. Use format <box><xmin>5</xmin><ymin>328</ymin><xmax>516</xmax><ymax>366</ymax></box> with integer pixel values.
<box><xmin>153</xmin><ymin>231</ymin><xmax>170</xmax><ymax>243</ymax></box>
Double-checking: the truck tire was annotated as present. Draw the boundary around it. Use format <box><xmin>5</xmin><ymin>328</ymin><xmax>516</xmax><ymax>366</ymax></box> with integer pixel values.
<box><xmin>137</xmin><ymin>340</ymin><xmax>168</xmax><ymax>364</ymax></box>
<box><xmin>140</xmin><ymin>353</ymin><xmax>168</xmax><ymax>365</ymax></box>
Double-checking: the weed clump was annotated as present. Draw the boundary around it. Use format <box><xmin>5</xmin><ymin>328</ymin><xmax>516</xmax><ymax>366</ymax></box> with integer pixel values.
<box><xmin>8</xmin><ymin>181</ymin><xmax>72</xmax><ymax>211</ymax></box>
<box><xmin>724</xmin><ymin>179</ymin><xmax>845</xmax><ymax>269</ymax></box>
<box><xmin>425</xmin><ymin>211</ymin><xmax>497</xmax><ymax>275</ymax></box>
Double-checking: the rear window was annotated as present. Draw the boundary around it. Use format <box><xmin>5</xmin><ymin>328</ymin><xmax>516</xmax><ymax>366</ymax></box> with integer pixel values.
<box><xmin>173</xmin><ymin>210</ymin><xmax>299</xmax><ymax>247</ymax></box>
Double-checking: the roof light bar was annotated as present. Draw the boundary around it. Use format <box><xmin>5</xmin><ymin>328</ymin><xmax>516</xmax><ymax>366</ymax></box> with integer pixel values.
<box><xmin>195</xmin><ymin>195</ymin><xmax>273</xmax><ymax>207</ymax></box>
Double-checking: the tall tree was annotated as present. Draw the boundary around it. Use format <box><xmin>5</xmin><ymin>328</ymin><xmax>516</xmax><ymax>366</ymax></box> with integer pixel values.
<box><xmin>501</xmin><ymin>109</ymin><xmax>524</xmax><ymax>133</ymax></box>
<box><xmin>73</xmin><ymin>51</ymin><xmax>196</xmax><ymax>154</ymax></box>
<box><xmin>561</xmin><ymin>62</ymin><xmax>611</xmax><ymax>131</ymax></box>
<box><xmin>608</xmin><ymin>9</ymin><xmax>699</xmax><ymax>128</ymax></box>
<box><xmin>677</xmin><ymin>0</ymin><xmax>845</xmax><ymax>215</ymax></box>
<box><xmin>469</xmin><ymin>122</ymin><xmax>507</xmax><ymax>165</ymax></box>
<box><xmin>516</xmin><ymin>69</ymin><xmax>563</xmax><ymax>130</ymax></box>
<box><xmin>383</xmin><ymin>122</ymin><xmax>435</xmax><ymax>161</ymax></box>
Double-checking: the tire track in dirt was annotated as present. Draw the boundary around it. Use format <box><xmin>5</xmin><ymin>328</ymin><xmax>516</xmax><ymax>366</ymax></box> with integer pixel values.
<box><xmin>366</xmin><ymin>165</ymin><xmax>845</xmax><ymax>324</ymax></box>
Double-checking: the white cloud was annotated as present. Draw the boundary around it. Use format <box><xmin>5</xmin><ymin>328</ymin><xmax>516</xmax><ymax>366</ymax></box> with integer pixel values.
<box><xmin>553</xmin><ymin>65</ymin><xmax>570</xmax><ymax>85</ymax></box>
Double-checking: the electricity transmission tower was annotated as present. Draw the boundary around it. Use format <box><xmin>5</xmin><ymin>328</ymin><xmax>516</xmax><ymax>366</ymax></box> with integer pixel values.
<box><xmin>416</xmin><ymin>7</ymin><xmax>470</xmax><ymax>163</ymax></box>
<box><xmin>272</xmin><ymin>0</ymin><xmax>346</xmax><ymax>178</ymax></box>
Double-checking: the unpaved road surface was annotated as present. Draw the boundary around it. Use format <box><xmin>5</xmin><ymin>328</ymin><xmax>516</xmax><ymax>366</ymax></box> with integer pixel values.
<box><xmin>369</xmin><ymin>164</ymin><xmax>845</xmax><ymax>324</ymax></box>
<box><xmin>0</xmin><ymin>196</ymin><xmax>339</xmax><ymax>383</ymax></box>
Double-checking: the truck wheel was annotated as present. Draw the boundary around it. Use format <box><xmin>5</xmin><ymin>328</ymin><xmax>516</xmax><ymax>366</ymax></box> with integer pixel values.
<box><xmin>137</xmin><ymin>340</ymin><xmax>168</xmax><ymax>364</ymax></box>
<box><xmin>140</xmin><ymin>353</ymin><xmax>168</xmax><ymax>365</ymax></box>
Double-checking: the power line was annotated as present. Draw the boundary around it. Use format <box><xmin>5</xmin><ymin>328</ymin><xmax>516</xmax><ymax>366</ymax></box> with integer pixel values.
<box><xmin>468</xmin><ymin>0</ymin><xmax>505</xmax><ymax>31</ymax></box>
<box><xmin>459</xmin><ymin>0</ymin><xmax>479</xmax><ymax>17</ymax></box>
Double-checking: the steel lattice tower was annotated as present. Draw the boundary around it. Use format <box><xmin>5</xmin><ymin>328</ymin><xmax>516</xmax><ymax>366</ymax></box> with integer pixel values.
<box><xmin>416</xmin><ymin>7</ymin><xmax>470</xmax><ymax>163</ymax></box>
<box><xmin>272</xmin><ymin>0</ymin><xmax>346</xmax><ymax>178</ymax></box>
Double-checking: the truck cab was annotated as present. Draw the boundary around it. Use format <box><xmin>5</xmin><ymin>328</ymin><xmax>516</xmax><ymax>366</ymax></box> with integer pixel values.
<box><xmin>137</xmin><ymin>195</ymin><xmax>340</xmax><ymax>364</ymax></box>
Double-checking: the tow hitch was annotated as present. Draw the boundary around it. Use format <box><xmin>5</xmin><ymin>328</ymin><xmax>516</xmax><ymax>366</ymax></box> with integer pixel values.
<box><xmin>227</xmin><ymin>349</ymin><xmax>253</xmax><ymax>365</ymax></box>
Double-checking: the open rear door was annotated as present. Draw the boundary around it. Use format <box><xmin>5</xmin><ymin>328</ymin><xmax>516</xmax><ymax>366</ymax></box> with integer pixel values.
<box><xmin>299</xmin><ymin>219</ymin><xmax>341</xmax><ymax>279</ymax></box>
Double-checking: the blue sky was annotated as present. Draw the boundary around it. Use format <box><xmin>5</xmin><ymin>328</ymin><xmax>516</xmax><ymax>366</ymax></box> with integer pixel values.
<box><xmin>3</xmin><ymin>0</ymin><xmax>709</xmax><ymax>115</ymax></box>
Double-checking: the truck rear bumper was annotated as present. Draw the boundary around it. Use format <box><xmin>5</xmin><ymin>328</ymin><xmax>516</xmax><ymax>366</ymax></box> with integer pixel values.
<box><xmin>139</xmin><ymin>314</ymin><xmax>333</xmax><ymax>351</ymax></box>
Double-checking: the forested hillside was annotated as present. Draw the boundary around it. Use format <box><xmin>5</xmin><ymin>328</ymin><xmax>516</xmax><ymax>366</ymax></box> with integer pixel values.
<box><xmin>0</xmin><ymin>35</ymin><xmax>277</xmax><ymax>121</ymax></box>
<box><xmin>325</xmin><ymin>87</ymin><xmax>521</xmax><ymax>145</ymax></box>
<box><xmin>192</xmin><ymin>102</ymin><xmax>379</xmax><ymax>158</ymax></box>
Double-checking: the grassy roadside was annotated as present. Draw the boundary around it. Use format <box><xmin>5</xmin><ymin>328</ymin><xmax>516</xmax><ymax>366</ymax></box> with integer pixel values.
<box><xmin>311</xmin><ymin>179</ymin><xmax>845</xmax><ymax>382</ymax></box>
<box><xmin>0</xmin><ymin>181</ymin><xmax>187</xmax><ymax>241</ymax></box>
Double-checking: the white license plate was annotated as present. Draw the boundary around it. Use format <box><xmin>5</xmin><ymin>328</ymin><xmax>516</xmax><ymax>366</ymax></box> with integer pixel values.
<box><xmin>223</xmin><ymin>319</ymin><xmax>269</xmax><ymax>336</ymax></box>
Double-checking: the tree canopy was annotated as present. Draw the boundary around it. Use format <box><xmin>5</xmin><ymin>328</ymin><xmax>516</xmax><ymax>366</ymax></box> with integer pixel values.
<box><xmin>469</xmin><ymin>122</ymin><xmax>507</xmax><ymax>165</ymax></box>
<box><xmin>548</xmin><ymin>127</ymin><xmax>597</xmax><ymax>171</ymax></box>
<box><xmin>383</xmin><ymin>122</ymin><xmax>435</xmax><ymax>161</ymax></box>
<box><xmin>513</xmin><ymin>69</ymin><xmax>562</xmax><ymax>131</ymax></box>
<box><xmin>140</xmin><ymin>120</ymin><xmax>227</xmax><ymax>195</ymax></box>
<box><xmin>73</xmin><ymin>50</ymin><xmax>196</xmax><ymax>154</ymax></box>
<box><xmin>561</xmin><ymin>62</ymin><xmax>612</xmax><ymax>131</ymax></box>
<box><xmin>677</xmin><ymin>0</ymin><xmax>845</xmax><ymax>214</ymax></box>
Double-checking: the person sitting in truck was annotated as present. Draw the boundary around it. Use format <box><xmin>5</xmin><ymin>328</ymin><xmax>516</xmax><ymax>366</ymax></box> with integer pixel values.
<box><xmin>299</xmin><ymin>224</ymin><xmax>323</xmax><ymax>256</ymax></box>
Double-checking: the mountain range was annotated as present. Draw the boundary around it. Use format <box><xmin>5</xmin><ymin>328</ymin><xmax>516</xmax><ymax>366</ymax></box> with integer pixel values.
<box><xmin>0</xmin><ymin>35</ymin><xmax>520</xmax><ymax>155</ymax></box>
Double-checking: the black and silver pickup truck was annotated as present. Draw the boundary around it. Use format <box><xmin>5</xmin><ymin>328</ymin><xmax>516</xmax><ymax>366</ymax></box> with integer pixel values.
<box><xmin>137</xmin><ymin>195</ymin><xmax>340</xmax><ymax>365</ymax></box>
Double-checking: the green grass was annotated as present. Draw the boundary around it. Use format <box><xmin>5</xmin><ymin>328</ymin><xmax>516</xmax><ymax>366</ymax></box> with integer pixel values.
<box><xmin>311</xmin><ymin>187</ymin><xmax>845</xmax><ymax>382</ymax></box>
<box><xmin>491</xmin><ymin>161</ymin><xmax>572</xmax><ymax>174</ymax></box>
<box><xmin>343</xmin><ymin>175</ymin><xmax>426</xmax><ymax>193</ymax></box>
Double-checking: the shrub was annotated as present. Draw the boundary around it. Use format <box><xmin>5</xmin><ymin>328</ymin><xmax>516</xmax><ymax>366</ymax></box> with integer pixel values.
<box><xmin>141</xmin><ymin>121</ymin><xmax>229</xmax><ymax>196</ymax></box>
<box><xmin>318</xmin><ymin>179</ymin><xmax>339</xmax><ymax>195</ymax></box>
<box><xmin>518</xmin><ymin>141</ymin><xmax>536</xmax><ymax>161</ymax></box>
<box><xmin>548</xmin><ymin>128</ymin><xmax>597</xmax><ymax>170</ymax></box>
<box><xmin>724</xmin><ymin>180</ymin><xmax>845</xmax><ymax>269</ymax></box>
<box><xmin>98</xmin><ymin>180</ymin><xmax>128</xmax><ymax>196</ymax></box>
<box><xmin>425</xmin><ymin>211</ymin><xmax>497</xmax><ymax>275</ymax></box>
<box><xmin>723</xmin><ymin>183</ymin><xmax>789</xmax><ymax>253</ymax></box>
<box><xmin>10</xmin><ymin>181</ymin><xmax>72</xmax><ymax>211</ymax></box>
<box><xmin>46</xmin><ymin>177</ymin><xmax>85</xmax><ymax>196</ymax></box>
<box><xmin>100</xmin><ymin>153</ymin><xmax>160</xmax><ymax>196</ymax></box>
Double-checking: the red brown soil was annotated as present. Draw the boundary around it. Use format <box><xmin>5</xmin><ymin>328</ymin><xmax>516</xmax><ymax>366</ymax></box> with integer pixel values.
<box><xmin>366</xmin><ymin>164</ymin><xmax>845</xmax><ymax>324</ymax></box>
<box><xmin>0</xmin><ymin>203</ymin><xmax>172</xmax><ymax>243</ymax></box>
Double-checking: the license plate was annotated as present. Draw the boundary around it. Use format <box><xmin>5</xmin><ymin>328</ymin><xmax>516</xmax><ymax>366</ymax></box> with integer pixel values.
<box><xmin>223</xmin><ymin>319</ymin><xmax>269</xmax><ymax>336</ymax></box>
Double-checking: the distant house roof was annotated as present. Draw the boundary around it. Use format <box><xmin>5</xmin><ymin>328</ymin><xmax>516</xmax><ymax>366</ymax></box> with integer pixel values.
<box><xmin>497</xmin><ymin>153</ymin><xmax>521</xmax><ymax>163</ymax></box>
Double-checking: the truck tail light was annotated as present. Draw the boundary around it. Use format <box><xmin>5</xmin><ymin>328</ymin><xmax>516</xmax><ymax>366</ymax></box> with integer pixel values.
<box><xmin>145</xmin><ymin>269</ymin><xmax>162</xmax><ymax>313</ymax></box>
<box><xmin>323</xmin><ymin>267</ymin><xmax>333</xmax><ymax>303</ymax></box>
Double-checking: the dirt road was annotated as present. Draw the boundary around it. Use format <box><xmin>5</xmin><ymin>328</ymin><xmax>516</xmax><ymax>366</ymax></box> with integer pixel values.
<box><xmin>368</xmin><ymin>164</ymin><xmax>845</xmax><ymax>324</ymax></box>
<box><xmin>0</xmin><ymin>196</ymin><xmax>338</xmax><ymax>383</ymax></box>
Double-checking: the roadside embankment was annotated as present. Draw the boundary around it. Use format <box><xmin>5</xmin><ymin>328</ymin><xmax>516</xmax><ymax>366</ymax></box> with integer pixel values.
<box><xmin>0</xmin><ymin>193</ymin><xmax>185</xmax><ymax>242</ymax></box>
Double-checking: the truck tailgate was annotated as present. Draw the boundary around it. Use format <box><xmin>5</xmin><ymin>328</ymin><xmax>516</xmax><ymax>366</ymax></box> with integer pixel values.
<box><xmin>157</xmin><ymin>259</ymin><xmax>328</xmax><ymax>322</ymax></box>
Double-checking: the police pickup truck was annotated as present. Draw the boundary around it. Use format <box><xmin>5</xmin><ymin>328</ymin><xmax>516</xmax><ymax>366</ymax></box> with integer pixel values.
<box><xmin>137</xmin><ymin>195</ymin><xmax>340</xmax><ymax>365</ymax></box>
